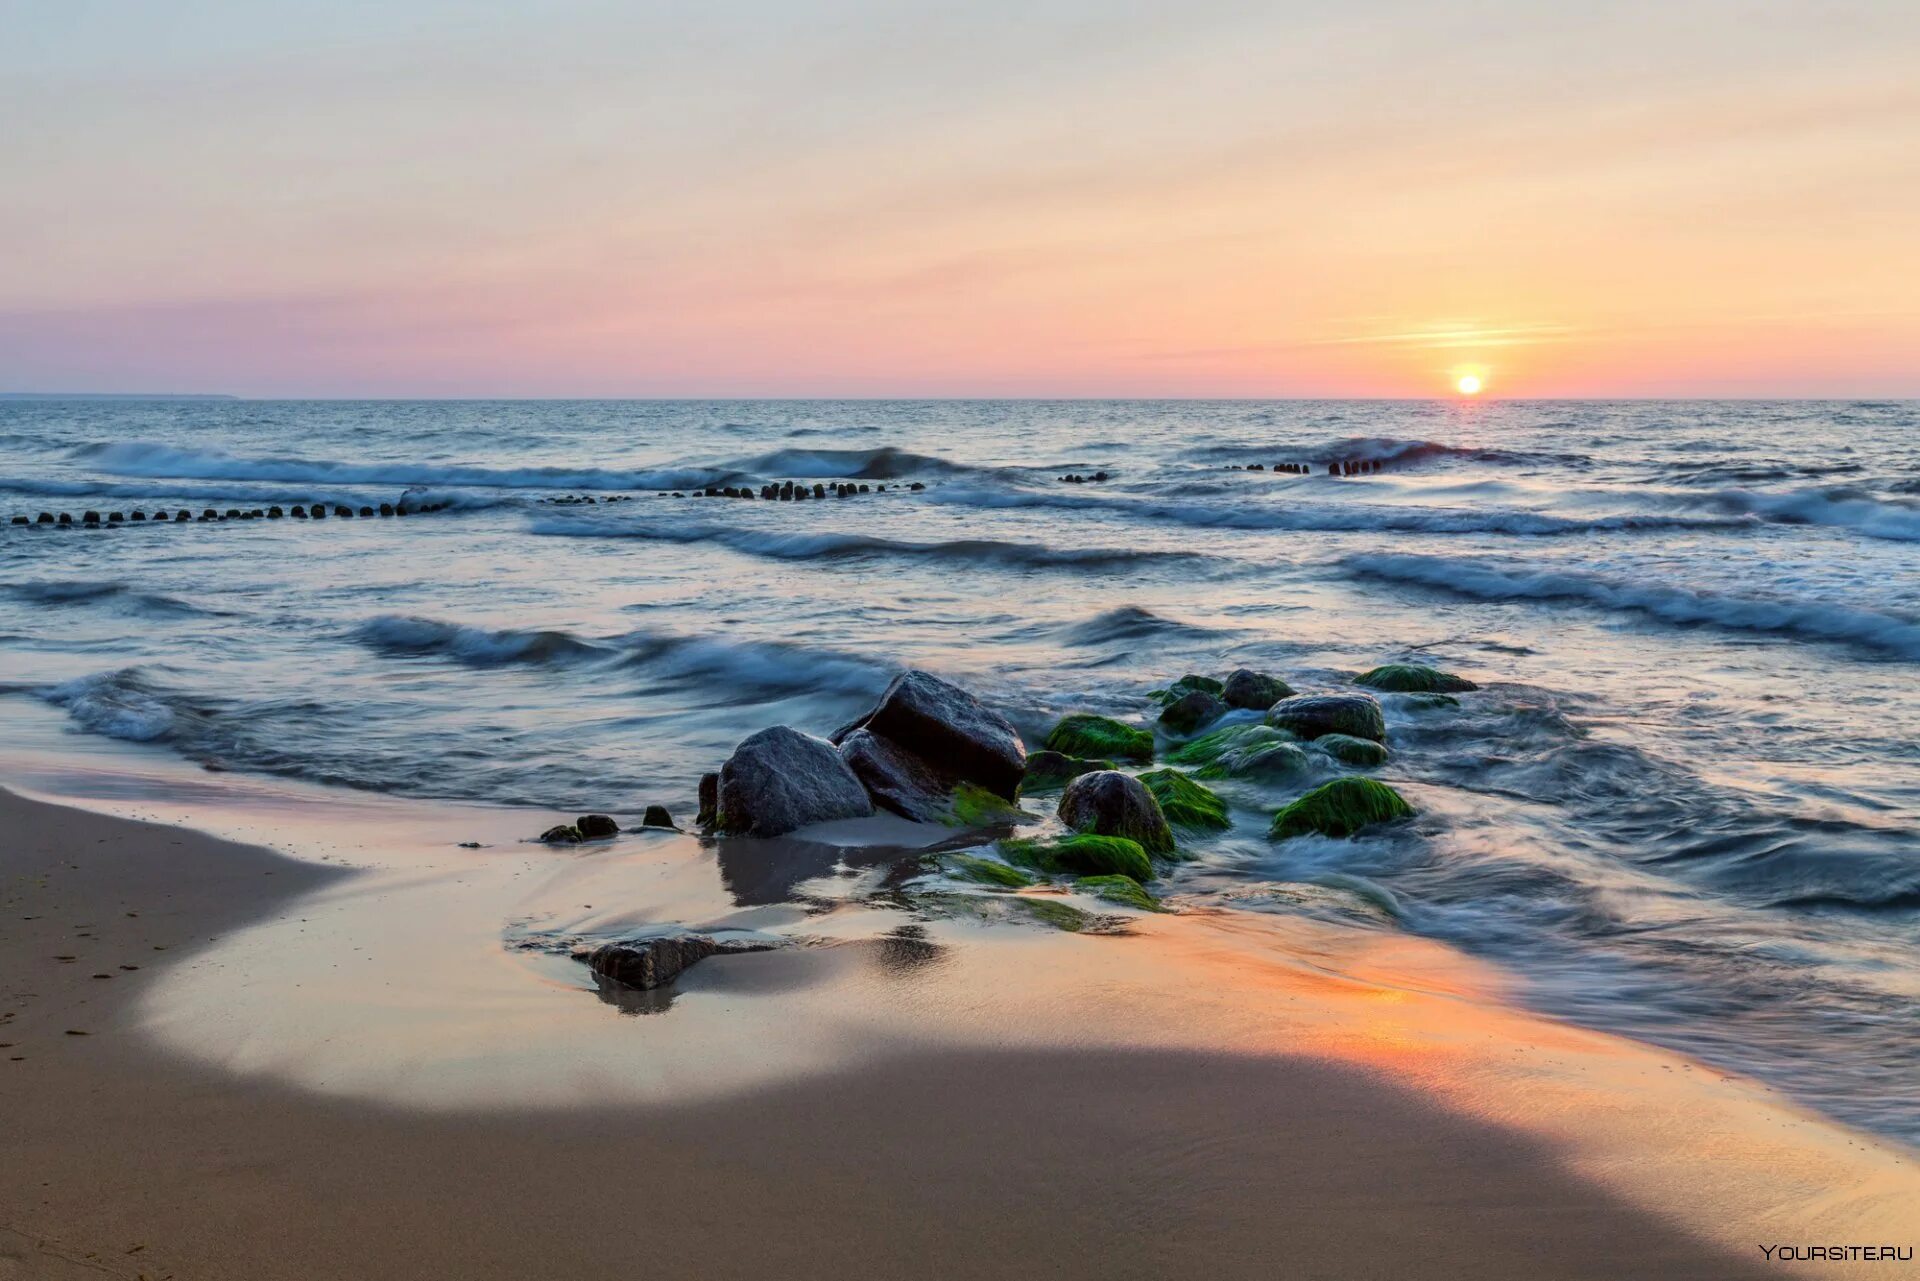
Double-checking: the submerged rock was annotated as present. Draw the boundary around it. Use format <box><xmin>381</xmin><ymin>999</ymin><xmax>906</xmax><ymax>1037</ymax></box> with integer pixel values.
<box><xmin>1001</xmin><ymin>833</ymin><xmax>1154</xmax><ymax>882</ymax></box>
<box><xmin>840</xmin><ymin>670</ymin><xmax>1027</xmax><ymax>801</ymax></box>
<box><xmin>1019</xmin><ymin>750</ymin><xmax>1113</xmax><ymax>793</ymax></box>
<box><xmin>1354</xmin><ymin>663</ymin><xmax>1478</xmax><ymax>693</ymax></box>
<box><xmin>1315</xmin><ymin>734</ymin><xmax>1389</xmax><ymax>767</ymax></box>
<box><xmin>1222</xmin><ymin>668</ymin><xmax>1296</xmax><ymax>711</ymax></box>
<box><xmin>1157</xmin><ymin>689</ymin><xmax>1228</xmax><ymax>736</ymax></box>
<box><xmin>585</xmin><ymin>933</ymin><xmax>777</xmax><ymax>991</ymax></box>
<box><xmin>1400</xmin><ymin>692</ymin><xmax>1461</xmax><ymax>711</ymax></box>
<box><xmin>576</xmin><ymin>813</ymin><xmax>620</xmax><ymax>839</ymax></box>
<box><xmin>539</xmin><ymin>824</ymin><xmax>584</xmax><ymax>844</ymax></box>
<box><xmin>1044</xmin><ymin>713</ymin><xmax>1154</xmax><ymax>762</ymax></box>
<box><xmin>641</xmin><ymin>805</ymin><xmax>676</xmax><ymax>829</ymax></box>
<box><xmin>718</xmin><ymin>726</ymin><xmax>873</xmax><ymax>837</ymax></box>
<box><xmin>1268</xmin><ymin>778</ymin><xmax>1413</xmax><ymax>840</ymax></box>
<box><xmin>1137</xmin><ymin>768</ymin><xmax>1229</xmax><ymax>831</ymax></box>
<box><xmin>1075</xmin><ymin>874</ymin><xmax>1161</xmax><ymax>912</ymax></box>
<box><xmin>1056</xmin><ymin>770</ymin><xmax>1174</xmax><ymax>855</ymax></box>
<box><xmin>1168</xmin><ymin>722</ymin><xmax>1302</xmax><ymax>774</ymax></box>
<box><xmin>1264</xmin><ymin>693</ymin><xmax>1386</xmax><ymax>743</ymax></box>
<box><xmin>944</xmin><ymin>853</ymin><xmax>1036</xmax><ymax>888</ymax></box>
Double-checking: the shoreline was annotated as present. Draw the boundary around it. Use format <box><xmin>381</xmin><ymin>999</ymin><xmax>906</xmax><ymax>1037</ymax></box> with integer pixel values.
<box><xmin>4</xmin><ymin>777</ymin><xmax>1916</xmax><ymax>1278</ymax></box>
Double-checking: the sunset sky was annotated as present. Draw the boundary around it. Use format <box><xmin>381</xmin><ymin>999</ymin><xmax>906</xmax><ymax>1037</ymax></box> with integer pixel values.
<box><xmin>3</xmin><ymin>0</ymin><xmax>1917</xmax><ymax>398</ymax></box>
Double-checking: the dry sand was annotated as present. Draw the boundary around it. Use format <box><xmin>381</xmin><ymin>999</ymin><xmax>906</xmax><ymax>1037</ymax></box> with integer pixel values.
<box><xmin>0</xmin><ymin>784</ymin><xmax>1910</xmax><ymax>1279</ymax></box>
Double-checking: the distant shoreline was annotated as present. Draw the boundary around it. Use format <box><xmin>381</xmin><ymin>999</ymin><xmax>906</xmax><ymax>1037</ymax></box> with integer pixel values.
<box><xmin>0</xmin><ymin>391</ymin><xmax>237</xmax><ymax>401</ymax></box>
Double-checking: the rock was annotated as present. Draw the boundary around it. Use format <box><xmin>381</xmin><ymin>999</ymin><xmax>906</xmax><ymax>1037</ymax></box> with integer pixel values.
<box><xmin>1354</xmin><ymin>663</ymin><xmax>1478</xmax><ymax>693</ymax></box>
<box><xmin>1000</xmin><ymin>833</ymin><xmax>1154</xmax><ymax>881</ymax></box>
<box><xmin>1400</xmin><ymin>693</ymin><xmax>1460</xmax><ymax>711</ymax></box>
<box><xmin>697</xmin><ymin>772</ymin><xmax>719</xmax><ymax>827</ymax></box>
<box><xmin>1315</xmin><ymin>734</ymin><xmax>1389</xmax><ymax>767</ymax></box>
<box><xmin>839</xmin><ymin>727</ymin><xmax>955</xmax><ymax>822</ymax></box>
<box><xmin>1157</xmin><ymin>688</ymin><xmax>1227</xmax><ymax>735</ymax></box>
<box><xmin>1056</xmin><ymin>770</ymin><xmax>1174</xmax><ymax>855</ymax></box>
<box><xmin>1075</xmin><ymin>874</ymin><xmax>1160</xmax><ymax>911</ymax></box>
<box><xmin>1167</xmin><ymin>723</ymin><xmax>1299</xmax><ymax>771</ymax></box>
<box><xmin>944</xmin><ymin>854</ymin><xmax>1035</xmax><ymax>888</ymax></box>
<box><xmin>586</xmin><ymin>933</ymin><xmax>775</xmax><ymax>991</ymax></box>
<box><xmin>1166</xmin><ymin>673</ymin><xmax>1224</xmax><ymax>698</ymax></box>
<box><xmin>1268</xmin><ymin>778</ymin><xmax>1413</xmax><ymax>840</ymax></box>
<box><xmin>1222</xmin><ymin>668</ymin><xmax>1296</xmax><ymax>711</ymax></box>
<box><xmin>1265</xmin><ymin>693</ymin><xmax>1386</xmax><ymax>743</ymax></box>
<box><xmin>1137</xmin><ymin>768</ymin><xmax>1229</xmax><ymax>831</ymax></box>
<box><xmin>540</xmin><ymin>824</ymin><xmax>584</xmax><ymax>844</ymax></box>
<box><xmin>1044</xmin><ymin>713</ymin><xmax>1153</xmax><ymax>763</ymax></box>
<box><xmin>1019</xmin><ymin>750</ymin><xmax>1113</xmax><ymax>793</ymax></box>
<box><xmin>717</xmin><ymin>726</ymin><xmax>873</xmax><ymax>837</ymax></box>
<box><xmin>843</xmin><ymin>670</ymin><xmax>1027</xmax><ymax>801</ymax></box>
<box><xmin>575</xmin><ymin>813</ymin><xmax>620</xmax><ymax>839</ymax></box>
<box><xmin>641</xmin><ymin>805</ymin><xmax>675</xmax><ymax>829</ymax></box>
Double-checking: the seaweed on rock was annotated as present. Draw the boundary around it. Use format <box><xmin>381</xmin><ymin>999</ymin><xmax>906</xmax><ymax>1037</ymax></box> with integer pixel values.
<box><xmin>1044</xmin><ymin>713</ymin><xmax>1154</xmax><ymax>763</ymax></box>
<box><xmin>1137</xmin><ymin>768</ymin><xmax>1230</xmax><ymax>831</ymax></box>
<box><xmin>1267</xmin><ymin>778</ymin><xmax>1414</xmax><ymax>841</ymax></box>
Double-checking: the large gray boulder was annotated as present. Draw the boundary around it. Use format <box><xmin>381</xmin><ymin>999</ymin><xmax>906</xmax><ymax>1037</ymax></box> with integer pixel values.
<box><xmin>838</xmin><ymin>669</ymin><xmax>1026</xmax><ymax>800</ymax></box>
<box><xmin>839</xmin><ymin>727</ymin><xmax>952</xmax><ymax>822</ymax></box>
<box><xmin>1056</xmin><ymin>770</ymin><xmax>1174</xmax><ymax>855</ymax></box>
<box><xmin>1264</xmin><ymin>693</ymin><xmax>1386</xmax><ymax>743</ymax></box>
<box><xmin>717</xmin><ymin>726</ymin><xmax>873</xmax><ymax>837</ymax></box>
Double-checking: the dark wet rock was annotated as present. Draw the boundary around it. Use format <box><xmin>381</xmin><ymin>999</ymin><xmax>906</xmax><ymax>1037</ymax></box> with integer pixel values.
<box><xmin>108</xmin><ymin>511</ymin><xmax>124</xmax><ymax>523</ymax></box>
<box><xmin>839</xmin><ymin>727</ymin><xmax>953</xmax><ymax>822</ymax></box>
<box><xmin>1265</xmin><ymin>693</ymin><xmax>1386</xmax><ymax>743</ymax></box>
<box><xmin>697</xmin><ymin>772</ymin><xmax>719</xmax><ymax>827</ymax></box>
<box><xmin>311</xmin><ymin>505</ymin><xmax>327</xmax><ymax>519</ymax></box>
<box><xmin>379</xmin><ymin>502</ymin><xmax>394</xmax><ymax>516</ymax></box>
<box><xmin>1137</xmin><ymin>768</ymin><xmax>1229</xmax><ymax>831</ymax></box>
<box><xmin>576</xmin><ymin>813</ymin><xmax>620</xmax><ymax>839</ymax></box>
<box><xmin>1169</xmin><ymin>673</ymin><xmax>1225</xmax><ymax>698</ymax></box>
<box><xmin>36</xmin><ymin>513</ymin><xmax>52</xmax><ymax>524</ymax></box>
<box><xmin>842</xmin><ymin>670</ymin><xmax>1027</xmax><ymax>801</ymax></box>
<box><xmin>1001</xmin><ymin>833</ymin><xmax>1154</xmax><ymax>881</ymax></box>
<box><xmin>1044</xmin><ymin>713</ymin><xmax>1153</xmax><ymax>763</ymax></box>
<box><xmin>1019</xmin><ymin>750</ymin><xmax>1113</xmax><ymax>793</ymax></box>
<box><xmin>639</xmin><ymin>804</ymin><xmax>675</xmax><ymax>829</ymax></box>
<box><xmin>1222</xmin><ymin>668</ymin><xmax>1296</xmax><ymax>711</ymax></box>
<box><xmin>83</xmin><ymin>510</ymin><xmax>101</xmax><ymax>525</ymax></box>
<box><xmin>267</xmin><ymin>506</ymin><xmax>283</xmax><ymax>518</ymax></box>
<box><xmin>909</xmin><ymin>482</ymin><xmax>926</xmax><ymax>491</ymax></box>
<box><xmin>1056</xmin><ymin>770</ymin><xmax>1174</xmax><ymax>855</ymax></box>
<box><xmin>291</xmin><ymin>506</ymin><xmax>307</xmax><ymax>517</ymax></box>
<box><xmin>1167</xmin><ymin>724</ymin><xmax>1311</xmax><ymax>779</ymax></box>
<box><xmin>1354</xmin><ymin>663</ymin><xmax>1478</xmax><ymax>693</ymax></box>
<box><xmin>540</xmin><ymin>824</ymin><xmax>584</xmax><ymax>844</ymax></box>
<box><xmin>1400</xmin><ymin>692</ymin><xmax>1461</xmax><ymax>711</ymax></box>
<box><xmin>1158</xmin><ymin>688</ymin><xmax>1227</xmax><ymax>736</ymax></box>
<box><xmin>173</xmin><ymin>510</ymin><xmax>189</xmax><ymax>522</ymax></box>
<box><xmin>943</xmin><ymin>853</ymin><xmax>1035</xmax><ymax>888</ymax></box>
<box><xmin>9</xmin><ymin>515</ymin><xmax>26</xmax><ymax>526</ymax></box>
<box><xmin>585</xmin><ymin>933</ymin><xmax>777</xmax><ymax>991</ymax></box>
<box><xmin>718</xmin><ymin>726</ymin><xmax>873</xmax><ymax>837</ymax></box>
<box><xmin>1315</xmin><ymin>734</ymin><xmax>1389</xmax><ymax>767</ymax></box>
<box><xmin>1268</xmin><ymin>777</ymin><xmax>1413</xmax><ymax>840</ymax></box>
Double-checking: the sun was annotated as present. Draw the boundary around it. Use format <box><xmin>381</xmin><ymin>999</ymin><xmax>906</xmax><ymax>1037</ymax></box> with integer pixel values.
<box><xmin>1455</xmin><ymin>373</ymin><xmax>1483</xmax><ymax>396</ymax></box>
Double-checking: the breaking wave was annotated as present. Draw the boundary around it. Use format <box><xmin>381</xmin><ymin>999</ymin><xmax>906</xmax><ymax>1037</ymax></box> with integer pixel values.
<box><xmin>354</xmin><ymin>616</ymin><xmax>607</xmax><ymax>666</ymax></box>
<box><xmin>39</xmin><ymin>669</ymin><xmax>192</xmax><ymax>742</ymax></box>
<box><xmin>1348</xmin><ymin>553</ymin><xmax>1920</xmax><ymax>659</ymax></box>
<box><xmin>1702</xmin><ymin>485</ymin><xmax>1920</xmax><ymax>543</ymax></box>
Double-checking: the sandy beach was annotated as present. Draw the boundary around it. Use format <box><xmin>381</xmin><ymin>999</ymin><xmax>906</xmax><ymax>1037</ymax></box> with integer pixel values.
<box><xmin>3</xmin><ymin>779</ymin><xmax>1914</xmax><ymax>1280</ymax></box>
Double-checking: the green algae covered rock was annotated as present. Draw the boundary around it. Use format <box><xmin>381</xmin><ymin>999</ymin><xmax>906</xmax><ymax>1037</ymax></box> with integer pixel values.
<box><xmin>1137</xmin><ymin>768</ymin><xmax>1230</xmax><ymax>831</ymax></box>
<box><xmin>945</xmin><ymin>853</ymin><xmax>1036</xmax><ymax>888</ymax></box>
<box><xmin>1056</xmin><ymin>770</ymin><xmax>1175</xmax><ymax>855</ymax></box>
<box><xmin>1400</xmin><ymin>692</ymin><xmax>1461</xmax><ymax>711</ymax></box>
<box><xmin>1157</xmin><ymin>688</ymin><xmax>1228</xmax><ymax>735</ymax></box>
<box><xmin>1149</xmin><ymin>674</ymin><xmax>1225</xmax><ymax>704</ymax></box>
<box><xmin>918</xmin><ymin>890</ymin><xmax>1098</xmax><ymax>933</ymax></box>
<box><xmin>1268</xmin><ymin>778</ymin><xmax>1414</xmax><ymax>841</ymax></box>
<box><xmin>1169</xmin><ymin>723</ymin><xmax>1314</xmax><ymax>781</ymax></box>
<box><xmin>1021</xmin><ymin>750</ymin><xmax>1115</xmax><ymax>794</ymax></box>
<box><xmin>948</xmin><ymin>782</ymin><xmax>1037</xmax><ymax>828</ymax></box>
<box><xmin>1045</xmin><ymin>713</ymin><xmax>1154</xmax><ymax>763</ymax></box>
<box><xmin>1354</xmin><ymin>663</ymin><xmax>1478</xmax><ymax>694</ymax></box>
<box><xmin>1001</xmin><ymin>833</ymin><xmax>1154</xmax><ymax>882</ymax></box>
<box><xmin>1075</xmin><ymin>874</ymin><xmax>1162</xmax><ymax>911</ymax></box>
<box><xmin>1314</xmin><ymin>734</ymin><xmax>1389</xmax><ymax>767</ymax></box>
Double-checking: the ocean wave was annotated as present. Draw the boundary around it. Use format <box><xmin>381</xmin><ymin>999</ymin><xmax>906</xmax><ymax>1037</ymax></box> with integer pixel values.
<box><xmin>40</xmin><ymin>669</ymin><xmax>188</xmax><ymax>741</ymax></box>
<box><xmin>1059</xmin><ymin>605</ymin><xmax>1224</xmax><ymax>645</ymax></box>
<box><xmin>925</xmin><ymin>483</ymin><xmax>1749</xmax><ymax>536</ymax></box>
<box><xmin>354</xmin><ymin>616</ymin><xmax>607</xmax><ymax>666</ymax></box>
<box><xmin>4</xmin><ymin>579</ymin><xmax>221</xmax><ymax>618</ymax></box>
<box><xmin>75</xmin><ymin>440</ymin><xmax>734</xmax><ymax>493</ymax></box>
<box><xmin>527</xmin><ymin>515</ymin><xmax>1200</xmax><ymax>570</ymax></box>
<box><xmin>1348</xmin><ymin>553</ymin><xmax>1920</xmax><ymax>659</ymax></box>
<box><xmin>613</xmin><ymin>627</ymin><xmax>893</xmax><ymax>697</ymax></box>
<box><xmin>722</xmin><ymin>445</ymin><xmax>982</xmax><ymax>480</ymax></box>
<box><xmin>1703</xmin><ymin>485</ymin><xmax>1920</xmax><ymax>543</ymax></box>
<box><xmin>1182</xmin><ymin>436</ymin><xmax>1590</xmax><ymax>468</ymax></box>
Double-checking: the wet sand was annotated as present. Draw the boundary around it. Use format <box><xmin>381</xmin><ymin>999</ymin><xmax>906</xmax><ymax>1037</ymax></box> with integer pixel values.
<box><xmin>0</xmin><ymin>784</ymin><xmax>1908</xmax><ymax>1279</ymax></box>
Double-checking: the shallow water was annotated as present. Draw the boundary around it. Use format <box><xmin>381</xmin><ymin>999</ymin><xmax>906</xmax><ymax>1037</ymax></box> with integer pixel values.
<box><xmin>2</xmin><ymin>397</ymin><xmax>1916</xmax><ymax>1141</ymax></box>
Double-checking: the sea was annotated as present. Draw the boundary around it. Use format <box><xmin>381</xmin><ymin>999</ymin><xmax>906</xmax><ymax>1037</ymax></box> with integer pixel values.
<box><xmin>2</xmin><ymin>397</ymin><xmax>1916</xmax><ymax>1140</ymax></box>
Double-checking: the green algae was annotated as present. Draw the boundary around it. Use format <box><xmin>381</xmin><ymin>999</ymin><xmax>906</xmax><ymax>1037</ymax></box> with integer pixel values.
<box><xmin>947</xmin><ymin>782</ymin><xmax>1036</xmax><ymax>828</ymax></box>
<box><xmin>1020</xmin><ymin>750</ymin><xmax>1115</xmax><ymax>794</ymax></box>
<box><xmin>945</xmin><ymin>854</ymin><xmax>1036</xmax><ymax>888</ymax></box>
<box><xmin>1075</xmin><ymin>874</ymin><xmax>1162</xmax><ymax>912</ymax></box>
<box><xmin>1167</xmin><ymin>723</ymin><xmax>1311</xmax><ymax>780</ymax></box>
<box><xmin>1044</xmin><ymin>713</ymin><xmax>1154</xmax><ymax>763</ymax></box>
<box><xmin>1354</xmin><ymin>663</ymin><xmax>1478</xmax><ymax>693</ymax></box>
<box><xmin>1268</xmin><ymin>777</ymin><xmax>1414</xmax><ymax>841</ymax></box>
<box><xmin>1001</xmin><ymin>833</ymin><xmax>1154</xmax><ymax>882</ymax></box>
<box><xmin>1137</xmin><ymin>768</ymin><xmax>1230</xmax><ymax>831</ymax></box>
